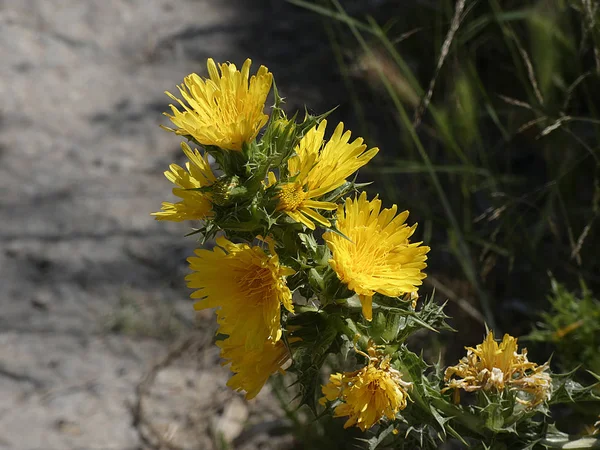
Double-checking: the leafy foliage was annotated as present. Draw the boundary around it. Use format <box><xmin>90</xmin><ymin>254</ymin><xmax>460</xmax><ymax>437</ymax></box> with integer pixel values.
<box><xmin>529</xmin><ymin>280</ymin><xmax>600</xmax><ymax>376</ymax></box>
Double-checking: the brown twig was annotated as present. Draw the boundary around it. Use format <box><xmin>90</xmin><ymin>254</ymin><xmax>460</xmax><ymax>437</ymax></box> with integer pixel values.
<box><xmin>570</xmin><ymin>218</ymin><xmax>595</xmax><ymax>265</ymax></box>
<box><xmin>129</xmin><ymin>332</ymin><xmax>210</xmax><ymax>450</ymax></box>
<box><xmin>582</xmin><ymin>0</ymin><xmax>600</xmax><ymax>73</ymax></box>
<box><xmin>425</xmin><ymin>276</ymin><xmax>485</xmax><ymax>325</ymax></box>
<box><xmin>512</xmin><ymin>35</ymin><xmax>544</xmax><ymax>106</ymax></box>
<box><xmin>413</xmin><ymin>0</ymin><xmax>468</xmax><ymax>128</ymax></box>
<box><xmin>498</xmin><ymin>94</ymin><xmax>533</xmax><ymax>110</ymax></box>
<box><xmin>0</xmin><ymin>366</ymin><xmax>45</xmax><ymax>389</ymax></box>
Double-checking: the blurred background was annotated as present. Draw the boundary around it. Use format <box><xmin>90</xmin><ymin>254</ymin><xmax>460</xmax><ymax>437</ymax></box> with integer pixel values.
<box><xmin>1</xmin><ymin>0</ymin><xmax>599</xmax><ymax>448</ymax></box>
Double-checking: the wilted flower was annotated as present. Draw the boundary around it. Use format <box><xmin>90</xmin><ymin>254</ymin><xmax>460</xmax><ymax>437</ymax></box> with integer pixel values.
<box><xmin>324</xmin><ymin>192</ymin><xmax>429</xmax><ymax>321</ymax></box>
<box><xmin>275</xmin><ymin>120</ymin><xmax>378</xmax><ymax>230</ymax></box>
<box><xmin>187</xmin><ymin>237</ymin><xmax>295</xmax><ymax>349</ymax></box>
<box><xmin>152</xmin><ymin>142</ymin><xmax>216</xmax><ymax>222</ymax></box>
<box><xmin>163</xmin><ymin>58</ymin><xmax>272</xmax><ymax>150</ymax></box>
<box><xmin>320</xmin><ymin>345</ymin><xmax>412</xmax><ymax>431</ymax></box>
<box><xmin>443</xmin><ymin>331</ymin><xmax>552</xmax><ymax>408</ymax></box>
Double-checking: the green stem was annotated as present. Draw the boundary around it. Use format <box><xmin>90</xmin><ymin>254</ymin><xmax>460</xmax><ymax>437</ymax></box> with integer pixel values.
<box><xmin>429</xmin><ymin>397</ymin><xmax>487</xmax><ymax>438</ymax></box>
<box><xmin>394</xmin><ymin>359</ymin><xmax>486</xmax><ymax>439</ymax></box>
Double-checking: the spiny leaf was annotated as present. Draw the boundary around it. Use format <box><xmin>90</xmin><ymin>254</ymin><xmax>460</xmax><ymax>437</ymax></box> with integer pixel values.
<box><xmin>288</xmin><ymin>320</ymin><xmax>338</xmax><ymax>414</ymax></box>
<box><xmin>550</xmin><ymin>375</ymin><xmax>600</xmax><ymax>405</ymax></box>
<box><xmin>356</xmin><ymin>424</ymin><xmax>395</xmax><ymax>450</ymax></box>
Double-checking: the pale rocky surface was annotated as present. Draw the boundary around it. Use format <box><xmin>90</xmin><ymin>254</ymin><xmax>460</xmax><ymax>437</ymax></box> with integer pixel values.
<box><xmin>0</xmin><ymin>1</ymin><xmax>333</xmax><ymax>449</ymax></box>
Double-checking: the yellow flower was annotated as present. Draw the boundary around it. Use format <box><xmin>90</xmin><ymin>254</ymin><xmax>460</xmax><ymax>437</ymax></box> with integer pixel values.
<box><xmin>187</xmin><ymin>237</ymin><xmax>295</xmax><ymax>349</ymax></box>
<box><xmin>152</xmin><ymin>142</ymin><xmax>216</xmax><ymax>222</ymax></box>
<box><xmin>323</xmin><ymin>192</ymin><xmax>430</xmax><ymax>321</ymax></box>
<box><xmin>275</xmin><ymin>120</ymin><xmax>378</xmax><ymax>230</ymax></box>
<box><xmin>443</xmin><ymin>331</ymin><xmax>552</xmax><ymax>408</ymax></box>
<box><xmin>320</xmin><ymin>345</ymin><xmax>411</xmax><ymax>431</ymax></box>
<box><xmin>163</xmin><ymin>58</ymin><xmax>272</xmax><ymax>151</ymax></box>
<box><xmin>217</xmin><ymin>335</ymin><xmax>292</xmax><ymax>399</ymax></box>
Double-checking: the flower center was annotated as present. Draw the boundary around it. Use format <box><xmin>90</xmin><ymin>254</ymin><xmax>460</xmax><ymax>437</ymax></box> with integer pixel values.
<box><xmin>368</xmin><ymin>379</ymin><xmax>381</xmax><ymax>393</ymax></box>
<box><xmin>277</xmin><ymin>182</ymin><xmax>307</xmax><ymax>212</ymax></box>
<box><xmin>238</xmin><ymin>266</ymin><xmax>275</xmax><ymax>300</ymax></box>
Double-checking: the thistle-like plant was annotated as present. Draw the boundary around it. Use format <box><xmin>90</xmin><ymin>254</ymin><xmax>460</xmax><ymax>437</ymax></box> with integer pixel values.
<box><xmin>154</xmin><ymin>58</ymin><xmax>600</xmax><ymax>449</ymax></box>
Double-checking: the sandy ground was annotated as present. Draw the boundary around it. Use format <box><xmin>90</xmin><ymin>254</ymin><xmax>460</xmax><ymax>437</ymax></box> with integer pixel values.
<box><xmin>0</xmin><ymin>1</ymin><xmax>331</xmax><ymax>448</ymax></box>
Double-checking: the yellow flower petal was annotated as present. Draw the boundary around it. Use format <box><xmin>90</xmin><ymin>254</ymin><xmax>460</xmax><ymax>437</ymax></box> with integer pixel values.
<box><xmin>164</xmin><ymin>58</ymin><xmax>272</xmax><ymax>150</ymax></box>
<box><xmin>443</xmin><ymin>331</ymin><xmax>552</xmax><ymax>408</ymax></box>
<box><xmin>302</xmin><ymin>199</ymin><xmax>338</xmax><ymax>210</ymax></box>
<box><xmin>218</xmin><ymin>336</ymin><xmax>292</xmax><ymax>399</ymax></box>
<box><xmin>275</xmin><ymin>121</ymin><xmax>378</xmax><ymax>228</ymax></box>
<box><xmin>320</xmin><ymin>345</ymin><xmax>411</xmax><ymax>431</ymax></box>
<box><xmin>187</xmin><ymin>237</ymin><xmax>294</xmax><ymax>349</ymax></box>
<box><xmin>324</xmin><ymin>192</ymin><xmax>430</xmax><ymax>319</ymax></box>
<box><xmin>284</xmin><ymin>209</ymin><xmax>316</xmax><ymax>230</ymax></box>
<box><xmin>298</xmin><ymin>206</ymin><xmax>331</xmax><ymax>228</ymax></box>
<box><xmin>152</xmin><ymin>142</ymin><xmax>216</xmax><ymax>222</ymax></box>
<box><xmin>359</xmin><ymin>294</ymin><xmax>373</xmax><ymax>322</ymax></box>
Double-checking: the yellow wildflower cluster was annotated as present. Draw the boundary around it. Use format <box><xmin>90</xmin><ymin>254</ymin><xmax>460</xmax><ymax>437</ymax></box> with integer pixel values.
<box><xmin>149</xmin><ymin>56</ymin><xmax>592</xmax><ymax>444</ymax></box>
<box><xmin>320</xmin><ymin>345</ymin><xmax>412</xmax><ymax>431</ymax></box>
<box><xmin>153</xmin><ymin>58</ymin><xmax>428</xmax><ymax>417</ymax></box>
<box><xmin>443</xmin><ymin>331</ymin><xmax>552</xmax><ymax>408</ymax></box>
